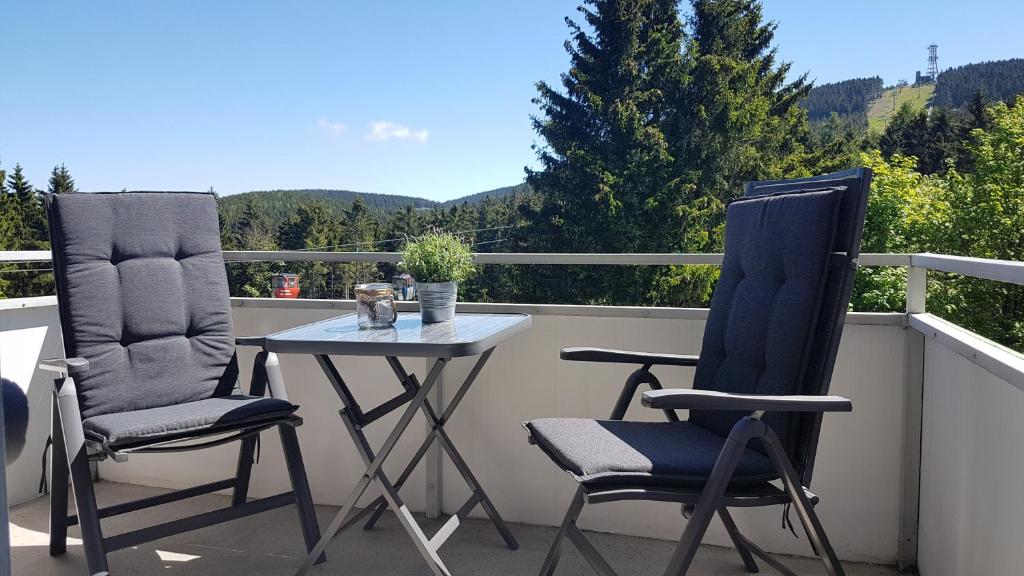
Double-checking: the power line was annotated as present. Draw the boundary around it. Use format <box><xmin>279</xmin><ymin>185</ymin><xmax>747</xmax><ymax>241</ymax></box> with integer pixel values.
<box><xmin>299</xmin><ymin>225</ymin><xmax>516</xmax><ymax>252</ymax></box>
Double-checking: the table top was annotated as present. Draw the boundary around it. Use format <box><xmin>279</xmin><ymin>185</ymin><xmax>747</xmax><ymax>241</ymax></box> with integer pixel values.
<box><xmin>264</xmin><ymin>312</ymin><xmax>532</xmax><ymax>358</ymax></box>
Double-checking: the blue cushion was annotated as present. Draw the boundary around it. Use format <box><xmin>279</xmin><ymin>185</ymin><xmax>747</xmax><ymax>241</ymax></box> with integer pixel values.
<box><xmin>46</xmin><ymin>192</ymin><xmax>238</xmax><ymax>420</ymax></box>
<box><xmin>83</xmin><ymin>395</ymin><xmax>297</xmax><ymax>448</ymax></box>
<box><xmin>526</xmin><ymin>418</ymin><xmax>776</xmax><ymax>486</ymax></box>
<box><xmin>690</xmin><ymin>189</ymin><xmax>843</xmax><ymax>448</ymax></box>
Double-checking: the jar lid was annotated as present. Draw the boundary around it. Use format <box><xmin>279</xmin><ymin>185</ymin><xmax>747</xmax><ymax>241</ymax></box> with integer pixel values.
<box><xmin>355</xmin><ymin>283</ymin><xmax>393</xmax><ymax>296</ymax></box>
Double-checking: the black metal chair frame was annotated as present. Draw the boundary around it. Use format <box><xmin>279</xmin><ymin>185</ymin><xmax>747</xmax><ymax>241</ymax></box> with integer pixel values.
<box><xmin>40</xmin><ymin>340</ymin><xmax>323</xmax><ymax>576</ymax></box>
<box><xmin>528</xmin><ymin>168</ymin><xmax>872</xmax><ymax>576</ymax></box>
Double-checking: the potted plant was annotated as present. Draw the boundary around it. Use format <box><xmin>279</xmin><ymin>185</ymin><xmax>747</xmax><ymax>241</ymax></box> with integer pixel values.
<box><xmin>400</xmin><ymin>231</ymin><xmax>475</xmax><ymax>322</ymax></box>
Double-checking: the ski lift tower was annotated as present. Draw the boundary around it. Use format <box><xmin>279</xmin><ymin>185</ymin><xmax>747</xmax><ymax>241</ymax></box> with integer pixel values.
<box><xmin>927</xmin><ymin>44</ymin><xmax>939</xmax><ymax>82</ymax></box>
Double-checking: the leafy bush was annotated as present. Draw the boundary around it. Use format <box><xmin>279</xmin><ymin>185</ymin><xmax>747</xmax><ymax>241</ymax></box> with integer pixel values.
<box><xmin>401</xmin><ymin>231</ymin><xmax>476</xmax><ymax>284</ymax></box>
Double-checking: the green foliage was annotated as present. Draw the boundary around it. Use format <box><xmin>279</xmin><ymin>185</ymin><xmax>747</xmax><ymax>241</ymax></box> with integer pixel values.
<box><xmin>935</xmin><ymin>96</ymin><xmax>1024</xmax><ymax>347</ymax></box>
<box><xmin>878</xmin><ymin>103</ymin><xmax>985</xmax><ymax>174</ymax></box>
<box><xmin>852</xmin><ymin>150</ymin><xmax>948</xmax><ymax>312</ymax></box>
<box><xmin>852</xmin><ymin>97</ymin><xmax>1024</xmax><ymax>349</ymax></box>
<box><xmin>401</xmin><ymin>232</ymin><xmax>476</xmax><ymax>284</ymax></box>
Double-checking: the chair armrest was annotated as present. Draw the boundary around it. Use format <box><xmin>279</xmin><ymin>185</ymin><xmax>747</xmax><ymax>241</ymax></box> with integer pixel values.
<box><xmin>235</xmin><ymin>336</ymin><xmax>267</xmax><ymax>348</ymax></box>
<box><xmin>560</xmin><ymin>347</ymin><xmax>700</xmax><ymax>367</ymax></box>
<box><xmin>39</xmin><ymin>357</ymin><xmax>90</xmax><ymax>375</ymax></box>
<box><xmin>641</xmin><ymin>389</ymin><xmax>853</xmax><ymax>413</ymax></box>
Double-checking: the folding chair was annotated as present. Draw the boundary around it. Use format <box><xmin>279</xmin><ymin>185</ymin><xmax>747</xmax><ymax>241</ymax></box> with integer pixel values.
<box><xmin>40</xmin><ymin>191</ymin><xmax>322</xmax><ymax>575</ymax></box>
<box><xmin>525</xmin><ymin>168</ymin><xmax>871</xmax><ymax>576</ymax></box>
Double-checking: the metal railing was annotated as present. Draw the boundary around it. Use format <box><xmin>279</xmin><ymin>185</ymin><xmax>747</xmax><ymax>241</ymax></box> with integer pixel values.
<box><xmin>5</xmin><ymin>250</ymin><xmax>1024</xmax><ymax>315</ymax></box>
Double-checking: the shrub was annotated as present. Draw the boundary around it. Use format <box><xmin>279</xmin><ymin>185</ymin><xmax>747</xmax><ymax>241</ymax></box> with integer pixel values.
<box><xmin>401</xmin><ymin>231</ymin><xmax>476</xmax><ymax>284</ymax></box>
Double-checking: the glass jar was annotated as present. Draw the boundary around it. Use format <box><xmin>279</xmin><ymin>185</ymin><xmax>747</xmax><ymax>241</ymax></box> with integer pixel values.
<box><xmin>355</xmin><ymin>283</ymin><xmax>398</xmax><ymax>329</ymax></box>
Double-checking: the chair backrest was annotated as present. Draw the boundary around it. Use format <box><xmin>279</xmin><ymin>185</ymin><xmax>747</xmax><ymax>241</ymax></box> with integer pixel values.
<box><xmin>46</xmin><ymin>192</ymin><xmax>238</xmax><ymax>420</ymax></box>
<box><xmin>690</xmin><ymin>168</ymin><xmax>871</xmax><ymax>483</ymax></box>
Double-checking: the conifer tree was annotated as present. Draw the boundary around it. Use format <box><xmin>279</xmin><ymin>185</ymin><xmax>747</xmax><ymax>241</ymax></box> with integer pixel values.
<box><xmin>673</xmin><ymin>0</ymin><xmax>812</xmax><ymax>207</ymax></box>
<box><xmin>47</xmin><ymin>164</ymin><xmax>77</xmax><ymax>194</ymax></box>
<box><xmin>7</xmin><ymin>164</ymin><xmax>47</xmax><ymax>247</ymax></box>
<box><xmin>526</xmin><ymin>0</ymin><xmax>814</xmax><ymax>305</ymax></box>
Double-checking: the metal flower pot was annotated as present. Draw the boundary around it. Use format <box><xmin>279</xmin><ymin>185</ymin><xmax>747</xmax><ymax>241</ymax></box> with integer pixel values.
<box><xmin>416</xmin><ymin>281</ymin><xmax>457</xmax><ymax>323</ymax></box>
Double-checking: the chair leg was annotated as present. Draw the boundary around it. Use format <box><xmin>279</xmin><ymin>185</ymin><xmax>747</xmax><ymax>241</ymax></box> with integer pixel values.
<box><xmin>539</xmin><ymin>486</ymin><xmax>586</xmax><ymax>576</ymax></box>
<box><xmin>663</xmin><ymin>418</ymin><xmax>763</xmax><ymax>576</ymax></box>
<box><xmin>232</xmin><ymin>436</ymin><xmax>258</xmax><ymax>505</ymax></box>
<box><xmin>760</xmin><ymin>431</ymin><xmax>846</xmax><ymax>576</ymax></box>
<box><xmin>278</xmin><ymin>425</ymin><xmax>324</xmax><ymax>564</ymax></box>
<box><xmin>718</xmin><ymin>507</ymin><xmax>759</xmax><ymax>573</ymax></box>
<box><xmin>67</xmin><ymin>445</ymin><xmax>108</xmax><ymax>575</ymax></box>
<box><xmin>49</xmin><ymin>397</ymin><xmax>70</xmax><ymax>556</ymax></box>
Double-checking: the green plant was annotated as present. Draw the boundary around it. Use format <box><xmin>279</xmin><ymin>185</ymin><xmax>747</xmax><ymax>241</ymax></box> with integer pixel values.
<box><xmin>401</xmin><ymin>231</ymin><xmax>476</xmax><ymax>284</ymax></box>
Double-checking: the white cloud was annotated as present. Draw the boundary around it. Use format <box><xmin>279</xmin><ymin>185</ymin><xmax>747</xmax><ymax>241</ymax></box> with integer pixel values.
<box><xmin>316</xmin><ymin>117</ymin><xmax>346</xmax><ymax>135</ymax></box>
<box><xmin>365</xmin><ymin>121</ymin><xmax>429</xmax><ymax>143</ymax></box>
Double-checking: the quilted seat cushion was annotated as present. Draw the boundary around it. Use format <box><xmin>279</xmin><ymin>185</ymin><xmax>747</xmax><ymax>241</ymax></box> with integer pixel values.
<box><xmin>82</xmin><ymin>395</ymin><xmax>298</xmax><ymax>448</ymax></box>
<box><xmin>525</xmin><ymin>418</ymin><xmax>777</xmax><ymax>486</ymax></box>
<box><xmin>46</xmin><ymin>192</ymin><xmax>238</xmax><ymax>420</ymax></box>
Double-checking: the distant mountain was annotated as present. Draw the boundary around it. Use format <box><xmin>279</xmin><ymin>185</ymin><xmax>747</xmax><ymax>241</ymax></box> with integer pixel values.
<box><xmin>440</xmin><ymin>182</ymin><xmax>532</xmax><ymax>207</ymax></box>
<box><xmin>802</xmin><ymin>58</ymin><xmax>1024</xmax><ymax>128</ymax></box>
<box><xmin>218</xmin><ymin>182</ymin><xmax>531</xmax><ymax>229</ymax></box>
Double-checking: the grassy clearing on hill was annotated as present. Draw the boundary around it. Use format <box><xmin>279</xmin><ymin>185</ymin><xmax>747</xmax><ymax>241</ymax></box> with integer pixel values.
<box><xmin>867</xmin><ymin>84</ymin><xmax>935</xmax><ymax>132</ymax></box>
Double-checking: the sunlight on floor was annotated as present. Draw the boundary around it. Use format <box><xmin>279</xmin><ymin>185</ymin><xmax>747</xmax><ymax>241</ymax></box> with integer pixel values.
<box><xmin>9</xmin><ymin>522</ymin><xmax>81</xmax><ymax>547</ymax></box>
<box><xmin>155</xmin><ymin>549</ymin><xmax>201</xmax><ymax>562</ymax></box>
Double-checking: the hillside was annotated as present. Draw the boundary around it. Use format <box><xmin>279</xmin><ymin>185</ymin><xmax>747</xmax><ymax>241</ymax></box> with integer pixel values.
<box><xmin>802</xmin><ymin>77</ymin><xmax>883</xmax><ymax>123</ymax></box>
<box><xmin>219</xmin><ymin>182</ymin><xmax>531</xmax><ymax>231</ymax></box>
<box><xmin>867</xmin><ymin>84</ymin><xmax>934</xmax><ymax>133</ymax></box>
<box><xmin>440</xmin><ymin>182</ymin><xmax>532</xmax><ymax>207</ymax></box>
<box><xmin>933</xmin><ymin>59</ymin><xmax>1024</xmax><ymax>108</ymax></box>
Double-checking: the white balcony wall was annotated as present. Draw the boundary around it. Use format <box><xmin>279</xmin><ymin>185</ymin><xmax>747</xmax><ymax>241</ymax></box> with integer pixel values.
<box><xmin>918</xmin><ymin>321</ymin><xmax>1024</xmax><ymax>576</ymax></box>
<box><xmin>0</xmin><ymin>298</ymin><xmax>910</xmax><ymax>564</ymax></box>
<box><xmin>93</xmin><ymin>300</ymin><xmax>911</xmax><ymax>565</ymax></box>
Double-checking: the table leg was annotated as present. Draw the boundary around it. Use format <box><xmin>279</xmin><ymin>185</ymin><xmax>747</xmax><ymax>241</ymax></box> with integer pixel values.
<box><xmin>292</xmin><ymin>356</ymin><xmax>448</xmax><ymax>576</ymax></box>
<box><xmin>340</xmin><ymin>407</ymin><xmax>452</xmax><ymax>576</ymax></box>
<box><xmin>363</xmin><ymin>351</ymin><xmax>518</xmax><ymax>549</ymax></box>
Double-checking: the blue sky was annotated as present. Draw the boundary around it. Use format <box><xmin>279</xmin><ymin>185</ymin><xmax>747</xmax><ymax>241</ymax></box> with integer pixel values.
<box><xmin>2</xmin><ymin>1</ymin><xmax>1021</xmax><ymax>200</ymax></box>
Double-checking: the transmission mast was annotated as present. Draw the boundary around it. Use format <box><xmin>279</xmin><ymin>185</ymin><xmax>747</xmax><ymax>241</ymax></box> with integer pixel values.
<box><xmin>927</xmin><ymin>44</ymin><xmax>939</xmax><ymax>81</ymax></box>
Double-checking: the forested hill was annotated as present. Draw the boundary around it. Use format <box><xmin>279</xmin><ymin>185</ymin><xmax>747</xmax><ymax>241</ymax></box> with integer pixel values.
<box><xmin>801</xmin><ymin>76</ymin><xmax>883</xmax><ymax>122</ymax></box>
<box><xmin>440</xmin><ymin>182</ymin><xmax>531</xmax><ymax>207</ymax></box>
<box><xmin>933</xmin><ymin>59</ymin><xmax>1024</xmax><ymax>108</ymax></box>
<box><xmin>218</xmin><ymin>182</ymin><xmax>530</xmax><ymax>230</ymax></box>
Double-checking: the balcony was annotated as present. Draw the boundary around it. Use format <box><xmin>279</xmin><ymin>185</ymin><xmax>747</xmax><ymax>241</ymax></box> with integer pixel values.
<box><xmin>4</xmin><ymin>250</ymin><xmax>1024</xmax><ymax>575</ymax></box>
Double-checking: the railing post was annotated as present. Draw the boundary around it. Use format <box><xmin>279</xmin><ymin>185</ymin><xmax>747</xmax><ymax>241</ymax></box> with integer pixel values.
<box><xmin>906</xmin><ymin>264</ymin><xmax>927</xmax><ymax>314</ymax></box>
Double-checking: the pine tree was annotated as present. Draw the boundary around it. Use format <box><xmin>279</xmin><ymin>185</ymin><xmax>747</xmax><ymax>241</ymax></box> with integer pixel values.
<box><xmin>525</xmin><ymin>0</ymin><xmax>688</xmax><ymax>304</ymax></box>
<box><xmin>277</xmin><ymin>200</ymin><xmax>343</xmax><ymax>299</ymax></box>
<box><xmin>528</xmin><ymin>0</ymin><xmax>686</xmax><ymax>255</ymax></box>
<box><xmin>526</xmin><ymin>0</ymin><xmax>815</xmax><ymax>306</ymax></box>
<box><xmin>338</xmin><ymin>197</ymin><xmax>381</xmax><ymax>296</ymax></box>
<box><xmin>47</xmin><ymin>164</ymin><xmax>77</xmax><ymax>194</ymax></box>
<box><xmin>0</xmin><ymin>164</ymin><xmax>10</xmax><ymax>296</ymax></box>
<box><xmin>674</xmin><ymin>0</ymin><xmax>812</xmax><ymax>207</ymax></box>
<box><xmin>7</xmin><ymin>164</ymin><xmax>47</xmax><ymax>247</ymax></box>
<box><xmin>223</xmin><ymin>200</ymin><xmax>280</xmax><ymax>297</ymax></box>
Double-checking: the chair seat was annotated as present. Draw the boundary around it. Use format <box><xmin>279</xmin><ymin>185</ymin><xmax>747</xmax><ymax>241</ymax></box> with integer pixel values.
<box><xmin>525</xmin><ymin>419</ymin><xmax>778</xmax><ymax>486</ymax></box>
<box><xmin>83</xmin><ymin>395</ymin><xmax>298</xmax><ymax>448</ymax></box>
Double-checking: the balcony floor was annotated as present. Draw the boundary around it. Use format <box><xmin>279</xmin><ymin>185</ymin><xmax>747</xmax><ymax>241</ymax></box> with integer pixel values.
<box><xmin>10</xmin><ymin>481</ymin><xmax>902</xmax><ymax>575</ymax></box>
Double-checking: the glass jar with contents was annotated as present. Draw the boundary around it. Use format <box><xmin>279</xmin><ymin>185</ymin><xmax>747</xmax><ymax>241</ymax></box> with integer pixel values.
<box><xmin>355</xmin><ymin>283</ymin><xmax>398</xmax><ymax>329</ymax></box>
